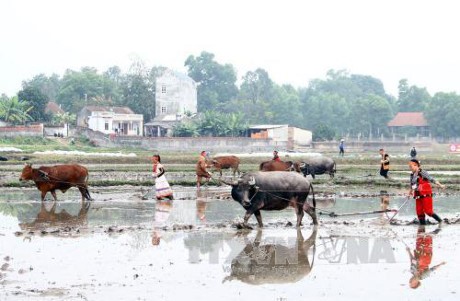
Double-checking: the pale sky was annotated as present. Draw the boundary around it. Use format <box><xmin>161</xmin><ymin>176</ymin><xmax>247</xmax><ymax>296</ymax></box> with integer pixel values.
<box><xmin>1</xmin><ymin>0</ymin><xmax>459</xmax><ymax>97</ymax></box>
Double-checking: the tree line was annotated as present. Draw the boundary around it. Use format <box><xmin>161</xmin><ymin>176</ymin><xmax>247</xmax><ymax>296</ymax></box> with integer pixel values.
<box><xmin>2</xmin><ymin>51</ymin><xmax>460</xmax><ymax>139</ymax></box>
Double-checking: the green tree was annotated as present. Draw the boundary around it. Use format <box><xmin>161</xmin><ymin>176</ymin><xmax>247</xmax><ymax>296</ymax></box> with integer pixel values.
<box><xmin>425</xmin><ymin>92</ymin><xmax>460</xmax><ymax>138</ymax></box>
<box><xmin>0</xmin><ymin>96</ymin><xmax>34</xmax><ymax>125</ymax></box>
<box><xmin>313</xmin><ymin>123</ymin><xmax>335</xmax><ymax>141</ymax></box>
<box><xmin>22</xmin><ymin>73</ymin><xmax>61</xmax><ymax>101</ymax></box>
<box><xmin>18</xmin><ymin>86</ymin><xmax>50</xmax><ymax>122</ymax></box>
<box><xmin>300</xmin><ymin>70</ymin><xmax>394</xmax><ymax>137</ymax></box>
<box><xmin>397</xmin><ymin>79</ymin><xmax>431</xmax><ymax>112</ymax></box>
<box><xmin>221</xmin><ymin>112</ymin><xmax>248</xmax><ymax>136</ymax></box>
<box><xmin>239</xmin><ymin>68</ymin><xmax>275</xmax><ymax>104</ymax></box>
<box><xmin>57</xmin><ymin>67</ymin><xmax>107</xmax><ymax>113</ymax></box>
<box><xmin>118</xmin><ymin>60</ymin><xmax>163</xmax><ymax>122</ymax></box>
<box><xmin>172</xmin><ymin>120</ymin><xmax>199</xmax><ymax>137</ymax></box>
<box><xmin>185</xmin><ymin>51</ymin><xmax>238</xmax><ymax>111</ymax></box>
<box><xmin>52</xmin><ymin>112</ymin><xmax>77</xmax><ymax>126</ymax></box>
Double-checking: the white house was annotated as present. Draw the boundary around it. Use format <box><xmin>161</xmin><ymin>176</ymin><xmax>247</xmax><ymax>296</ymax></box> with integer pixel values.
<box><xmin>155</xmin><ymin>70</ymin><xmax>197</xmax><ymax>119</ymax></box>
<box><xmin>77</xmin><ymin>106</ymin><xmax>143</xmax><ymax>136</ymax></box>
<box><xmin>249</xmin><ymin>124</ymin><xmax>312</xmax><ymax>150</ymax></box>
<box><xmin>145</xmin><ymin>70</ymin><xmax>197</xmax><ymax>137</ymax></box>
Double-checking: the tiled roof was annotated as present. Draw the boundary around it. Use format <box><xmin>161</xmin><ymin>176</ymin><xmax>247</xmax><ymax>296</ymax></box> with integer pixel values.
<box><xmin>83</xmin><ymin>106</ymin><xmax>135</xmax><ymax>114</ymax></box>
<box><xmin>387</xmin><ymin>112</ymin><xmax>428</xmax><ymax>127</ymax></box>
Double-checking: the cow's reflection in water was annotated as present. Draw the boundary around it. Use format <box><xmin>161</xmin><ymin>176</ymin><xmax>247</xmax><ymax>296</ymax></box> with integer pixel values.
<box><xmin>19</xmin><ymin>200</ymin><xmax>90</xmax><ymax>232</ymax></box>
<box><xmin>224</xmin><ymin>227</ymin><xmax>317</xmax><ymax>284</ymax></box>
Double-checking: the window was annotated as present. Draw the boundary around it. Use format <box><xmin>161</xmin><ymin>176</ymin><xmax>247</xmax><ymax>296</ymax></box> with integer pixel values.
<box><xmin>104</xmin><ymin>123</ymin><xmax>109</xmax><ymax>131</ymax></box>
<box><xmin>161</xmin><ymin>106</ymin><xmax>167</xmax><ymax>114</ymax></box>
<box><xmin>161</xmin><ymin>85</ymin><xmax>166</xmax><ymax>93</ymax></box>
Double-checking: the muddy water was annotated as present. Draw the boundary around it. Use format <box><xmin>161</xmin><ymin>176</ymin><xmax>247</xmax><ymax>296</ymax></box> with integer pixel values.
<box><xmin>1</xmin><ymin>187</ymin><xmax>459</xmax><ymax>300</ymax></box>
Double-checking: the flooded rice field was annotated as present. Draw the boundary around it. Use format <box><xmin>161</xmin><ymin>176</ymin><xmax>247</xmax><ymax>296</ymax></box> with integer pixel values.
<box><xmin>1</xmin><ymin>186</ymin><xmax>460</xmax><ymax>300</ymax></box>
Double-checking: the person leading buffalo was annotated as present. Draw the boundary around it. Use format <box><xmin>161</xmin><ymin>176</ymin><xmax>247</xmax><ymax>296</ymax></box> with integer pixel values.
<box><xmin>196</xmin><ymin>151</ymin><xmax>211</xmax><ymax>189</ymax></box>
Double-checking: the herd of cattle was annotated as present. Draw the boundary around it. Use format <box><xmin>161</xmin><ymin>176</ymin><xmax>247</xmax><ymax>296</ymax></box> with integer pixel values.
<box><xmin>208</xmin><ymin>155</ymin><xmax>336</xmax><ymax>179</ymax></box>
<box><xmin>18</xmin><ymin>154</ymin><xmax>337</xmax><ymax>228</ymax></box>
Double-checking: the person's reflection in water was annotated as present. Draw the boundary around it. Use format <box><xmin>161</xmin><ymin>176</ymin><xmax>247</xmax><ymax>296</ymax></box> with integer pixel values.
<box><xmin>224</xmin><ymin>227</ymin><xmax>318</xmax><ymax>284</ymax></box>
<box><xmin>407</xmin><ymin>226</ymin><xmax>446</xmax><ymax>289</ymax></box>
<box><xmin>196</xmin><ymin>190</ymin><xmax>207</xmax><ymax>223</ymax></box>
<box><xmin>152</xmin><ymin>199</ymin><xmax>173</xmax><ymax>246</ymax></box>
<box><xmin>380</xmin><ymin>190</ymin><xmax>390</xmax><ymax>220</ymax></box>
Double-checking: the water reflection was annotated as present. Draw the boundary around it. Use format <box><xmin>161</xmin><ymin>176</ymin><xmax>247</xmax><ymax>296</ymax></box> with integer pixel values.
<box><xmin>196</xmin><ymin>189</ymin><xmax>209</xmax><ymax>222</ymax></box>
<box><xmin>379</xmin><ymin>190</ymin><xmax>391</xmax><ymax>223</ymax></box>
<box><xmin>407</xmin><ymin>226</ymin><xmax>446</xmax><ymax>289</ymax></box>
<box><xmin>19</xmin><ymin>200</ymin><xmax>90</xmax><ymax>231</ymax></box>
<box><xmin>152</xmin><ymin>199</ymin><xmax>173</xmax><ymax>245</ymax></box>
<box><xmin>224</xmin><ymin>227</ymin><xmax>317</xmax><ymax>284</ymax></box>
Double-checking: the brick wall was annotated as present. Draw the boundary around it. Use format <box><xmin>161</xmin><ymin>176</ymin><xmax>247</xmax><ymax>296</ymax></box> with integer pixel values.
<box><xmin>0</xmin><ymin>124</ymin><xmax>44</xmax><ymax>137</ymax></box>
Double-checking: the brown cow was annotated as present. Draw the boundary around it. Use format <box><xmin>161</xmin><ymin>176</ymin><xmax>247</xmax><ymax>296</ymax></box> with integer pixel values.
<box><xmin>209</xmin><ymin>155</ymin><xmax>241</xmax><ymax>178</ymax></box>
<box><xmin>259</xmin><ymin>160</ymin><xmax>301</xmax><ymax>172</ymax></box>
<box><xmin>19</xmin><ymin>163</ymin><xmax>92</xmax><ymax>202</ymax></box>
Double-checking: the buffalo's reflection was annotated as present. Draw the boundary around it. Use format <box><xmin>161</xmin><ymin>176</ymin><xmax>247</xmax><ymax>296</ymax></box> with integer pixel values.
<box><xmin>19</xmin><ymin>200</ymin><xmax>90</xmax><ymax>231</ymax></box>
<box><xmin>407</xmin><ymin>226</ymin><xmax>446</xmax><ymax>289</ymax></box>
<box><xmin>224</xmin><ymin>227</ymin><xmax>317</xmax><ymax>284</ymax></box>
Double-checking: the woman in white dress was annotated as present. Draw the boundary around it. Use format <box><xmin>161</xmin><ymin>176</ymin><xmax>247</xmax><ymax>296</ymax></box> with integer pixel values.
<box><xmin>151</xmin><ymin>154</ymin><xmax>174</xmax><ymax>200</ymax></box>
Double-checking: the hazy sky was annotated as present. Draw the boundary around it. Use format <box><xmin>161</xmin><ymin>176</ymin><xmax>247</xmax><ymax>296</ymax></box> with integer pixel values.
<box><xmin>1</xmin><ymin>0</ymin><xmax>459</xmax><ymax>97</ymax></box>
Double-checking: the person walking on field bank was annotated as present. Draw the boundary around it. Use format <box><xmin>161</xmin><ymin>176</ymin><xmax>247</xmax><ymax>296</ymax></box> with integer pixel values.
<box><xmin>151</xmin><ymin>154</ymin><xmax>174</xmax><ymax>200</ymax></box>
<box><xmin>408</xmin><ymin>159</ymin><xmax>446</xmax><ymax>225</ymax></box>
<box><xmin>379</xmin><ymin>148</ymin><xmax>390</xmax><ymax>179</ymax></box>
<box><xmin>411</xmin><ymin>146</ymin><xmax>417</xmax><ymax>159</ymax></box>
<box><xmin>196</xmin><ymin>151</ymin><xmax>211</xmax><ymax>189</ymax></box>
<box><xmin>339</xmin><ymin>139</ymin><xmax>345</xmax><ymax>157</ymax></box>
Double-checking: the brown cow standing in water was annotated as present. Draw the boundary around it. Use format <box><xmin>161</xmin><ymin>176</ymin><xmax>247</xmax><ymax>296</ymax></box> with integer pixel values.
<box><xmin>209</xmin><ymin>155</ymin><xmax>241</xmax><ymax>178</ymax></box>
<box><xmin>19</xmin><ymin>163</ymin><xmax>92</xmax><ymax>202</ymax></box>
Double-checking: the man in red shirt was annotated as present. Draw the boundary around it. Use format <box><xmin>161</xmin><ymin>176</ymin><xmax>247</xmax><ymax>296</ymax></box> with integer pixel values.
<box><xmin>272</xmin><ymin>150</ymin><xmax>281</xmax><ymax>161</ymax></box>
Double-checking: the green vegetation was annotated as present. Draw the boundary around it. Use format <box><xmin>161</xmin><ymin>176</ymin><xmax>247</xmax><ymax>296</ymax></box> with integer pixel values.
<box><xmin>3</xmin><ymin>51</ymin><xmax>460</xmax><ymax>140</ymax></box>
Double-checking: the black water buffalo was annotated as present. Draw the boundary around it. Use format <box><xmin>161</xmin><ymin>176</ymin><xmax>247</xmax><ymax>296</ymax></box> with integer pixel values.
<box><xmin>259</xmin><ymin>160</ymin><xmax>301</xmax><ymax>172</ymax></box>
<box><xmin>224</xmin><ymin>227</ymin><xmax>317</xmax><ymax>284</ymax></box>
<box><xmin>300</xmin><ymin>156</ymin><xmax>336</xmax><ymax>179</ymax></box>
<box><xmin>224</xmin><ymin>171</ymin><xmax>317</xmax><ymax>228</ymax></box>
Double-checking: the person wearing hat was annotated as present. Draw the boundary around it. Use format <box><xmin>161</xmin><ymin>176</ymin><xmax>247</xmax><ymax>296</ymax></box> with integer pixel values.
<box><xmin>196</xmin><ymin>151</ymin><xmax>211</xmax><ymax>189</ymax></box>
<box><xmin>408</xmin><ymin>159</ymin><xmax>446</xmax><ymax>225</ymax></box>
<box><xmin>272</xmin><ymin>150</ymin><xmax>281</xmax><ymax>162</ymax></box>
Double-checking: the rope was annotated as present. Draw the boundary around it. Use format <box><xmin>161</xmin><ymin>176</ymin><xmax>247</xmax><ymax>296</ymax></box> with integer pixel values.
<box><xmin>39</xmin><ymin>172</ymin><xmax>89</xmax><ymax>190</ymax></box>
<box><xmin>243</xmin><ymin>188</ymin><xmax>410</xmax><ymax>218</ymax></box>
